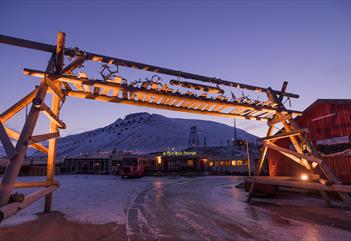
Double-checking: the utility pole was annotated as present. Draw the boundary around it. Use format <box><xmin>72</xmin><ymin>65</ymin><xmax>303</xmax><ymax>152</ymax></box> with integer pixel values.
<box><xmin>246</xmin><ymin>140</ymin><xmax>251</xmax><ymax>176</ymax></box>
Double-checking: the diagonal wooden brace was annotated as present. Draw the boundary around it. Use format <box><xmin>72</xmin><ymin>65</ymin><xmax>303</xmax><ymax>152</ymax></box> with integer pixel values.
<box><xmin>34</xmin><ymin>101</ymin><xmax>66</xmax><ymax>129</ymax></box>
<box><xmin>28</xmin><ymin>132</ymin><xmax>60</xmax><ymax>145</ymax></box>
<box><xmin>0</xmin><ymin>121</ymin><xmax>17</xmax><ymax>159</ymax></box>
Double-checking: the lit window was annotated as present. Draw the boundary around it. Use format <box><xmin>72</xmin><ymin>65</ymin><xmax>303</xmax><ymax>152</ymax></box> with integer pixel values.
<box><xmin>237</xmin><ymin>160</ymin><xmax>243</xmax><ymax>166</ymax></box>
<box><xmin>231</xmin><ymin>160</ymin><xmax>236</xmax><ymax>166</ymax></box>
<box><xmin>209</xmin><ymin>162</ymin><xmax>214</xmax><ymax>166</ymax></box>
<box><xmin>220</xmin><ymin>161</ymin><xmax>225</xmax><ymax>166</ymax></box>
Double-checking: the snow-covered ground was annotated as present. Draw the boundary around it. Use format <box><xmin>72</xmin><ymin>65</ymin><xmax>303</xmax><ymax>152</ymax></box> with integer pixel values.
<box><xmin>1</xmin><ymin>175</ymin><xmax>351</xmax><ymax>241</ymax></box>
<box><xmin>1</xmin><ymin>175</ymin><xmax>151</xmax><ymax>226</ymax></box>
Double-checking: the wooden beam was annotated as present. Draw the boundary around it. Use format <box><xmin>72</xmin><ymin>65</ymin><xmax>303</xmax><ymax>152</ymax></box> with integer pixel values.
<box><xmin>23</xmin><ymin>69</ymin><xmax>303</xmax><ymax>116</ymax></box>
<box><xmin>257</xmin><ymin>129</ymin><xmax>308</xmax><ymax>142</ymax></box>
<box><xmin>45</xmin><ymin>80</ymin><xmax>61</xmax><ymax>213</ymax></box>
<box><xmin>267</xmin><ymin>113</ymin><xmax>292</xmax><ymax>126</ymax></box>
<box><xmin>62</xmin><ymin>56</ymin><xmax>86</xmax><ymax>74</ymax></box>
<box><xmin>279</xmin><ymin>81</ymin><xmax>288</xmax><ymax>102</ymax></box>
<box><xmin>0</xmin><ymin>88</ymin><xmax>38</xmax><ymax>123</ymax></box>
<box><xmin>0</xmin><ymin>121</ymin><xmax>17</xmax><ymax>159</ymax></box>
<box><xmin>14</xmin><ymin>180</ymin><xmax>59</xmax><ymax>189</ymax></box>
<box><xmin>35</xmin><ymin>102</ymin><xmax>66</xmax><ymax>129</ymax></box>
<box><xmin>0</xmin><ymin>185</ymin><xmax>58</xmax><ymax>222</ymax></box>
<box><xmin>55</xmin><ymin>32</ymin><xmax>65</xmax><ymax>73</ymax></box>
<box><xmin>245</xmin><ymin>176</ymin><xmax>351</xmax><ymax>194</ymax></box>
<box><xmin>44</xmin><ymin>78</ymin><xmax>65</xmax><ymax>101</ymax></box>
<box><xmin>265</xmin><ymin>142</ymin><xmax>322</xmax><ymax>164</ymax></box>
<box><xmin>4</xmin><ymin>127</ymin><xmax>48</xmax><ymax>154</ymax></box>
<box><xmin>65</xmin><ymin>90</ymin><xmax>270</xmax><ymax>121</ymax></box>
<box><xmin>1</xmin><ymin>34</ymin><xmax>300</xmax><ymax>98</ymax></box>
<box><xmin>28</xmin><ymin>132</ymin><xmax>59</xmax><ymax>144</ymax></box>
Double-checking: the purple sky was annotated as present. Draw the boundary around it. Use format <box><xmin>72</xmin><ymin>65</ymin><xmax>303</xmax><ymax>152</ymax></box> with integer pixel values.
<box><xmin>1</xmin><ymin>1</ymin><xmax>350</xmax><ymax>138</ymax></box>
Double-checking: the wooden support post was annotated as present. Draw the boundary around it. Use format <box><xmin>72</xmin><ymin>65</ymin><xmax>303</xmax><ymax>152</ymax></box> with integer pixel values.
<box><xmin>44</xmin><ymin>31</ymin><xmax>65</xmax><ymax>213</ymax></box>
<box><xmin>44</xmin><ymin>86</ymin><xmax>61</xmax><ymax>212</ymax></box>
<box><xmin>247</xmin><ymin>125</ymin><xmax>274</xmax><ymax>202</ymax></box>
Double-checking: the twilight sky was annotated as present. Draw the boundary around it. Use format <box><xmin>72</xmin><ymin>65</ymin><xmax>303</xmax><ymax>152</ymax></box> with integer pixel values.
<box><xmin>0</xmin><ymin>1</ymin><xmax>350</xmax><ymax>138</ymax></box>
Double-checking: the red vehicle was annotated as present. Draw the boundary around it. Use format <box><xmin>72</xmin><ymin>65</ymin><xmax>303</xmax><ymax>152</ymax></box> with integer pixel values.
<box><xmin>120</xmin><ymin>156</ymin><xmax>146</xmax><ymax>178</ymax></box>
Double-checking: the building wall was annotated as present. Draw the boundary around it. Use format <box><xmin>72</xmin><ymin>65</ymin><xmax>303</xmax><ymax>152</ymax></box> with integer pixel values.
<box><xmin>268</xmin><ymin>100</ymin><xmax>351</xmax><ymax>184</ymax></box>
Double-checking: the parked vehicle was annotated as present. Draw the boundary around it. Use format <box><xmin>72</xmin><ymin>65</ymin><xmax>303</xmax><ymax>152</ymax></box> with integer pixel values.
<box><xmin>120</xmin><ymin>156</ymin><xmax>146</xmax><ymax>178</ymax></box>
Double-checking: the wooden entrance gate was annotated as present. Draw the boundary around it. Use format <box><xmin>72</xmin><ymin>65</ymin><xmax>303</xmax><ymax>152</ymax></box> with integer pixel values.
<box><xmin>0</xmin><ymin>32</ymin><xmax>350</xmax><ymax>221</ymax></box>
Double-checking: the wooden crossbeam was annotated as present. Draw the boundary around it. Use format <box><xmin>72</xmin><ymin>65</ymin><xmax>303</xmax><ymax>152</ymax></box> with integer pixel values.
<box><xmin>245</xmin><ymin>176</ymin><xmax>351</xmax><ymax>193</ymax></box>
<box><xmin>267</xmin><ymin>113</ymin><xmax>292</xmax><ymax>126</ymax></box>
<box><xmin>34</xmin><ymin>102</ymin><xmax>66</xmax><ymax>129</ymax></box>
<box><xmin>265</xmin><ymin>140</ymin><xmax>322</xmax><ymax>164</ymax></box>
<box><xmin>1</xmin><ymin>34</ymin><xmax>301</xmax><ymax>98</ymax></box>
<box><xmin>62</xmin><ymin>56</ymin><xmax>87</xmax><ymax>74</ymax></box>
<box><xmin>28</xmin><ymin>132</ymin><xmax>59</xmax><ymax>144</ymax></box>
<box><xmin>14</xmin><ymin>180</ymin><xmax>59</xmax><ymax>189</ymax></box>
<box><xmin>4</xmin><ymin>127</ymin><xmax>48</xmax><ymax>154</ymax></box>
<box><xmin>44</xmin><ymin>78</ymin><xmax>65</xmax><ymax>101</ymax></box>
<box><xmin>65</xmin><ymin>90</ymin><xmax>273</xmax><ymax>121</ymax></box>
<box><xmin>0</xmin><ymin>121</ymin><xmax>17</xmax><ymax>159</ymax></box>
<box><xmin>0</xmin><ymin>185</ymin><xmax>58</xmax><ymax>221</ymax></box>
<box><xmin>23</xmin><ymin>69</ymin><xmax>303</xmax><ymax>117</ymax></box>
<box><xmin>258</xmin><ymin>129</ymin><xmax>308</xmax><ymax>142</ymax></box>
<box><xmin>0</xmin><ymin>88</ymin><xmax>38</xmax><ymax>123</ymax></box>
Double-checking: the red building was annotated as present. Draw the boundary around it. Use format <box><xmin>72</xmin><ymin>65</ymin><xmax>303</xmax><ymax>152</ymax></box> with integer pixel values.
<box><xmin>268</xmin><ymin>99</ymin><xmax>351</xmax><ymax>184</ymax></box>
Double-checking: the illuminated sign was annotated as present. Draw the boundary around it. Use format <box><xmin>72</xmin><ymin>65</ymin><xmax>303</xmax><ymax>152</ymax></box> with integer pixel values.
<box><xmin>162</xmin><ymin>151</ymin><xmax>197</xmax><ymax>156</ymax></box>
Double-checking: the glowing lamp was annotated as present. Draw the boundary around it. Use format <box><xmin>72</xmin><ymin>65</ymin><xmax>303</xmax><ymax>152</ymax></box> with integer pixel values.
<box><xmin>301</xmin><ymin>174</ymin><xmax>309</xmax><ymax>181</ymax></box>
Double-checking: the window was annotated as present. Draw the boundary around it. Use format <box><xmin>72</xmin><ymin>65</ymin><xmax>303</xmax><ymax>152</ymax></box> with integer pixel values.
<box><xmin>231</xmin><ymin>160</ymin><xmax>236</xmax><ymax>166</ymax></box>
<box><xmin>237</xmin><ymin>160</ymin><xmax>243</xmax><ymax>166</ymax></box>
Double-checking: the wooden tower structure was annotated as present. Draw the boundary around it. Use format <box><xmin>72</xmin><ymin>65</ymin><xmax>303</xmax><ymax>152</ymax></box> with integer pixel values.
<box><xmin>0</xmin><ymin>32</ymin><xmax>350</xmax><ymax>221</ymax></box>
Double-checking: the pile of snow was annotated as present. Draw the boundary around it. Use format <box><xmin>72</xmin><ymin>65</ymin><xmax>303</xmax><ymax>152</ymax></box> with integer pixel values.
<box><xmin>33</xmin><ymin>112</ymin><xmax>257</xmax><ymax>157</ymax></box>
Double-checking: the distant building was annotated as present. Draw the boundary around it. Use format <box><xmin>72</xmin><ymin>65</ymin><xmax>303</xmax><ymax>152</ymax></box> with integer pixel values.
<box><xmin>155</xmin><ymin>143</ymin><xmax>261</xmax><ymax>175</ymax></box>
<box><xmin>268</xmin><ymin>99</ymin><xmax>351</xmax><ymax>184</ymax></box>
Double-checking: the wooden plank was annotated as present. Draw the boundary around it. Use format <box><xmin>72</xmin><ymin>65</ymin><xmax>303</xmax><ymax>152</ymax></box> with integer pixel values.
<box><xmin>55</xmin><ymin>32</ymin><xmax>65</xmax><ymax>73</ymax></box>
<box><xmin>35</xmin><ymin>102</ymin><xmax>66</xmax><ymax>129</ymax></box>
<box><xmin>0</xmin><ymin>88</ymin><xmax>38</xmax><ymax>123</ymax></box>
<box><xmin>65</xmin><ymin>90</ymin><xmax>271</xmax><ymax>121</ymax></box>
<box><xmin>0</xmin><ymin>186</ymin><xmax>58</xmax><ymax>222</ymax></box>
<box><xmin>267</xmin><ymin>113</ymin><xmax>292</xmax><ymax>126</ymax></box>
<box><xmin>62</xmin><ymin>56</ymin><xmax>86</xmax><ymax>74</ymax></box>
<box><xmin>257</xmin><ymin>129</ymin><xmax>308</xmax><ymax>142</ymax></box>
<box><xmin>265</xmin><ymin>143</ymin><xmax>322</xmax><ymax>164</ymax></box>
<box><xmin>14</xmin><ymin>180</ymin><xmax>59</xmax><ymax>189</ymax></box>
<box><xmin>1</xmin><ymin>34</ymin><xmax>300</xmax><ymax>98</ymax></box>
<box><xmin>0</xmin><ymin>121</ymin><xmax>17</xmax><ymax>159</ymax></box>
<box><xmin>23</xmin><ymin>69</ymin><xmax>303</xmax><ymax>116</ymax></box>
<box><xmin>44</xmin><ymin>78</ymin><xmax>64</xmax><ymax>101</ymax></box>
<box><xmin>73</xmin><ymin>83</ymin><xmax>84</xmax><ymax>91</ymax></box>
<box><xmin>28</xmin><ymin>132</ymin><xmax>59</xmax><ymax>144</ymax></box>
<box><xmin>245</xmin><ymin>177</ymin><xmax>351</xmax><ymax>194</ymax></box>
<box><xmin>4</xmin><ymin>127</ymin><xmax>48</xmax><ymax>154</ymax></box>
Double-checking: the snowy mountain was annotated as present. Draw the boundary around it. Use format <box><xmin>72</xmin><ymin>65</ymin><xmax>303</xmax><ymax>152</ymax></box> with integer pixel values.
<box><xmin>33</xmin><ymin>112</ymin><xmax>257</xmax><ymax>157</ymax></box>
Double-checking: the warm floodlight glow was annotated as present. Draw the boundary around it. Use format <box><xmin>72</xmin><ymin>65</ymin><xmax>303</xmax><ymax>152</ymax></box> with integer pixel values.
<box><xmin>156</xmin><ymin>156</ymin><xmax>162</xmax><ymax>165</ymax></box>
<box><xmin>301</xmin><ymin>174</ymin><xmax>309</xmax><ymax>181</ymax></box>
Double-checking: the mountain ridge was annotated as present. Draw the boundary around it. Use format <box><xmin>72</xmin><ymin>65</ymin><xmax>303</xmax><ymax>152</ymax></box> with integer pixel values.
<box><xmin>30</xmin><ymin>112</ymin><xmax>257</xmax><ymax>157</ymax></box>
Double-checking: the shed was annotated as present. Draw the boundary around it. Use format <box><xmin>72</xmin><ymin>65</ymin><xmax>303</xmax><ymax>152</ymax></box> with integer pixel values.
<box><xmin>268</xmin><ymin>99</ymin><xmax>351</xmax><ymax>184</ymax></box>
